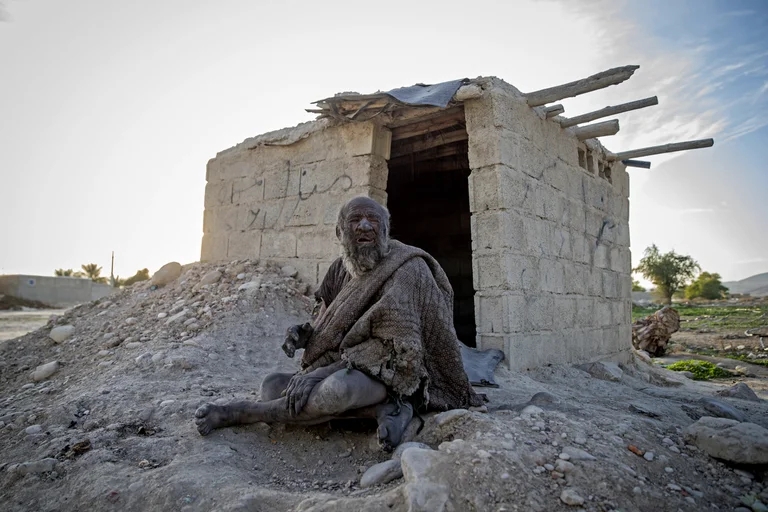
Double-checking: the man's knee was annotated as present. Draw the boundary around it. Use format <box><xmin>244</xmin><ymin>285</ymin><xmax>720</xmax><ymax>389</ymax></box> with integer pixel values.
<box><xmin>309</xmin><ymin>369</ymin><xmax>387</xmax><ymax>414</ymax></box>
<box><xmin>260</xmin><ymin>372</ymin><xmax>292</xmax><ymax>401</ymax></box>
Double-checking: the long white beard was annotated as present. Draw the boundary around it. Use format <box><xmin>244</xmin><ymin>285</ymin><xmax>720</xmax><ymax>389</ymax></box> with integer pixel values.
<box><xmin>340</xmin><ymin>231</ymin><xmax>390</xmax><ymax>278</ymax></box>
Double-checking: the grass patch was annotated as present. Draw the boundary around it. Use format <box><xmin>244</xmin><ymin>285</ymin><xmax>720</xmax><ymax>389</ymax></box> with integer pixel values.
<box><xmin>665</xmin><ymin>360</ymin><xmax>733</xmax><ymax>380</ymax></box>
<box><xmin>632</xmin><ymin>304</ymin><xmax>768</xmax><ymax>331</ymax></box>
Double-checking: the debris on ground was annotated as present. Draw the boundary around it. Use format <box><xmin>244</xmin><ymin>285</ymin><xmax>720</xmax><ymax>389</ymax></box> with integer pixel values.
<box><xmin>632</xmin><ymin>305</ymin><xmax>681</xmax><ymax>356</ymax></box>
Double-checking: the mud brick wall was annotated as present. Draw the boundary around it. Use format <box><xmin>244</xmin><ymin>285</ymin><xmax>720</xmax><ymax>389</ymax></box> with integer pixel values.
<box><xmin>464</xmin><ymin>78</ymin><xmax>632</xmax><ymax>370</ymax></box>
<box><xmin>201</xmin><ymin>121</ymin><xmax>391</xmax><ymax>286</ymax></box>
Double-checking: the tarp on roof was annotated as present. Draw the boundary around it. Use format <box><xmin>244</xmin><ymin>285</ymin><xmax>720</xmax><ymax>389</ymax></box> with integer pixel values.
<box><xmin>384</xmin><ymin>79</ymin><xmax>468</xmax><ymax>108</ymax></box>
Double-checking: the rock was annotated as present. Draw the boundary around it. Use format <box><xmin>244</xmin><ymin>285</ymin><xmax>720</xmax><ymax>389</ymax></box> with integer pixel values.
<box><xmin>236</xmin><ymin>273</ymin><xmax>246</xmax><ymax>280</ymax></box>
<box><xmin>135</xmin><ymin>352</ymin><xmax>152</xmax><ymax>363</ymax></box>
<box><xmin>561</xmin><ymin>446</ymin><xmax>596</xmax><ymax>461</ymax></box>
<box><xmin>160</xmin><ymin>399</ymin><xmax>175</xmax><ymax>407</ymax></box>
<box><xmin>684</xmin><ymin>417</ymin><xmax>768</xmax><ymax>464</ymax></box>
<box><xmin>157</xmin><ymin>312</ymin><xmax>168</xmax><ymax>319</ymax></box>
<box><xmin>31</xmin><ymin>361</ymin><xmax>60</xmax><ymax>382</ymax></box>
<box><xmin>200</xmin><ymin>270</ymin><xmax>223</xmax><ymax>286</ymax></box>
<box><xmin>238</xmin><ymin>280</ymin><xmax>262</xmax><ymax>294</ymax></box>
<box><xmin>360</xmin><ymin>459</ymin><xmax>403</xmax><ymax>488</ymax></box>
<box><xmin>644</xmin><ymin>451</ymin><xmax>655</xmax><ymax>461</ymax></box>
<box><xmin>555</xmin><ymin>459</ymin><xmax>575</xmax><ymax>473</ymax></box>
<box><xmin>25</xmin><ymin>424</ymin><xmax>42</xmax><ymax>435</ymax></box>
<box><xmin>392</xmin><ymin>442</ymin><xmax>431</xmax><ymax>459</ymax></box>
<box><xmin>716</xmin><ymin>383</ymin><xmax>761</xmax><ymax>402</ymax></box>
<box><xmin>124</xmin><ymin>317</ymin><xmax>138</xmax><ymax>325</ymax></box>
<box><xmin>698</xmin><ymin>397</ymin><xmax>747</xmax><ymax>422</ymax></box>
<box><xmin>13</xmin><ymin>458</ymin><xmax>57</xmax><ymax>475</ymax></box>
<box><xmin>165</xmin><ymin>310</ymin><xmax>188</xmax><ymax>325</ymax></box>
<box><xmin>558</xmin><ymin>452</ymin><xmax>570</xmax><ymax>460</ymax></box>
<box><xmin>124</xmin><ymin>342</ymin><xmax>143</xmax><ymax>350</ymax></box>
<box><xmin>560</xmin><ymin>489</ymin><xmax>585</xmax><ymax>506</ymax></box>
<box><xmin>49</xmin><ymin>325</ymin><xmax>75</xmax><ymax>343</ymax></box>
<box><xmin>151</xmin><ymin>262</ymin><xmax>182</xmax><ymax>286</ymax></box>
<box><xmin>576</xmin><ymin>361</ymin><xmax>623</xmax><ymax>382</ymax></box>
<box><xmin>281</xmin><ymin>265</ymin><xmax>298</xmax><ymax>278</ymax></box>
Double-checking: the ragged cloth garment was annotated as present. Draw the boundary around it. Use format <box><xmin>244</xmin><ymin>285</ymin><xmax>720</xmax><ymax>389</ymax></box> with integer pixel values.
<box><xmin>301</xmin><ymin>240</ymin><xmax>483</xmax><ymax>411</ymax></box>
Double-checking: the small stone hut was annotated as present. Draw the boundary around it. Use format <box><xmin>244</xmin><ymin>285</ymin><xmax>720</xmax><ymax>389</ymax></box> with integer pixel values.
<box><xmin>201</xmin><ymin>66</ymin><xmax>713</xmax><ymax>370</ymax></box>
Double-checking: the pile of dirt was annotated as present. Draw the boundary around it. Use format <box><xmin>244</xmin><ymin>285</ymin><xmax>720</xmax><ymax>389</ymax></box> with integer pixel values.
<box><xmin>1</xmin><ymin>259</ymin><xmax>768</xmax><ymax>511</ymax></box>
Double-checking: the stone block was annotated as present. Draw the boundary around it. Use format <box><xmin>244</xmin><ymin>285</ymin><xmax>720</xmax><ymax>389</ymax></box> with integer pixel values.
<box><xmin>602</xmin><ymin>271</ymin><xmax>619</xmax><ymax>299</ymax></box>
<box><xmin>564</xmin><ymin>263</ymin><xmax>587</xmax><ymax>294</ymax></box>
<box><xmin>540</xmin><ymin>258</ymin><xmax>565</xmax><ymax>294</ymax></box>
<box><xmin>200</xmin><ymin>232</ymin><xmax>228</xmax><ymax>262</ymax></box>
<box><xmin>263</xmin><ymin>163</ymin><xmax>300</xmax><ymax>200</ymax></box>
<box><xmin>256</xmin><ymin>197</ymin><xmax>298</xmax><ymax>231</ymax></box>
<box><xmin>534</xmin><ymin>186</ymin><xmax>565</xmax><ymax>223</ymax></box>
<box><xmin>555</xmin><ymin>131</ymin><xmax>580</xmax><ymax>167</ymax></box>
<box><xmin>470</xmin><ymin>210</ymin><xmax>525</xmax><ymax>253</ymax></box>
<box><xmin>298</xmin><ymin>155</ymin><xmax>388</xmax><ymax>196</ymax></box>
<box><xmin>554</xmin><ymin>296</ymin><xmax>577</xmax><ymax>329</ymax></box>
<box><xmin>476</xmin><ymin>334</ymin><xmax>506</xmax><ymax>356</ymax></box>
<box><xmin>261</xmin><ymin>231</ymin><xmax>296</xmax><ymax>258</ymax></box>
<box><xmin>575</xmin><ymin>297</ymin><xmax>595</xmax><ymax>327</ymax></box>
<box><xmin>204</xmin><ymin>181</ymin><xmax>232</xmax><ymax>208</ymax></box>
<box><xmin>595</xmin><ymin>299</ymin><xmax>612</xmax><ymax>327</ymax></box>
<box><xmin>616</xmin><ymin>222</ymin><xmax>630</xmax><ymax>247</ymax></box>
<box><xmin>524</xmin><ymin>294</ymin><xmax>555</xmax><ymax>331</ymax></box>
<box><xmin>206</xmin><ymin>155</ymin><xmax>258</xmax><ymax>182</ymax></box>
<box><xmin>522</xmin><ymin>216</ymin><xmax>554</xmax><ymax>257</ymax></box>
<box><xmin>587</xmin><ymin>268</ymin><xmax>602</xmax><ymax>296</ymax></box>
<box><xmin>231</xmin><ymin>176</ymin><xmax>264</xmax><ymax>205</ymax></box>
<box><xmin>285</xmin><ymin>194</ymin><xmax>324</xmax><ymax>227</ymax></box>
<box><xmin>473</xmin><ymin>252</ymin><xmax>540</xmax><ymax>292</ymax></box>
<box><xmin>594</xmin><ymin>244</ymin><xmax>610</xmax><ymax>269</ymax></box>
<box><xmin>203</xmin><ymin>206</ymin><xmax>239</xmax><ymax>233</ymax></box>
<box><xmin>618</xmin><ymin>274</ymin><xmax>632</xmax><ymax>299</ymax></box>
<box><xmin>541</xmin><ymin>160</ymin><xmax>568</xmax><ymax>192</ymax></box>
<box><xmin>552</xmin><ymin>228</ymin><xmax>571</xmax><ymax>260</ymax></box>
<box><xmin>475</xmin><ymin>293</ymin><xmax>505</xmax><ymax>334</ymax></box>
<box><xmin>227</xmin><ymin>230</ymin><xmax>261</xmax><ymax>259</ymax></box>
<box><xmin>506</xmin><ymin>333</ymin><xmax>540</xmax><ymax>371</ymax></box>
<box><xmin>296</xmin><ymin>229</ymin><xmax>339</xmax><ymax>260</ymax></box>
<box><xmin>610</xmin><ymin>301</ymin><xmax>624</xmax><ymax>327</ymax></box>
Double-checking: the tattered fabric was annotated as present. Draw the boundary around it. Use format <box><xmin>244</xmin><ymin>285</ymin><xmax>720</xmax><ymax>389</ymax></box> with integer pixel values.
<box><xmin>300</xmin><ymin>240</ymin><xmax>483</xmax><ymax>411</ymax></box>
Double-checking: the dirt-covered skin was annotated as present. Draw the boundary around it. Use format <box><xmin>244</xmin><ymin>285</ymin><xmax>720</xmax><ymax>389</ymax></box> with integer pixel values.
<box><xmin>1</xmin><ymin>261</ymin><xmax>767</xmax><ymax>511</ymax></box>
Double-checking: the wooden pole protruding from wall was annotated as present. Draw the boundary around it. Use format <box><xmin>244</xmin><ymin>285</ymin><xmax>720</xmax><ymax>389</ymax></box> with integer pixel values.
<box><xmin>544</xmin><ymin>104</ymin><xmax>565</xmax><ymax>118</ymax></box>
<box><xmin>622</xmin><ymin>160</ymin><xmax>652</xmax><ymax>169</ymax></box>
<box><xmin>573</xmin><ymin>120</ymin><xmax>620</xmax><ymax>141</ymax></box>
<box><xmin>524</xmin><ymin>65</ymin><xmax>640</xmax><ymax>107</ymax></box>
<box><xmin>608</xmin><ymin>138</ymin><xmax>714</xmax><ymax>161</ymax></box>
<box><xmin>560</xmin><ymin>96</ymin><xmax>659</xmax><ymax>128</ymax></box>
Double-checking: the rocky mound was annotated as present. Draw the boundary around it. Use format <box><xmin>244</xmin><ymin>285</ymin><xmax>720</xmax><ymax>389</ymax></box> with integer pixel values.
<box><xmin>1</xmin><ymin>260</ymin><xmax>768</xmax><ymax>511</ymax></box>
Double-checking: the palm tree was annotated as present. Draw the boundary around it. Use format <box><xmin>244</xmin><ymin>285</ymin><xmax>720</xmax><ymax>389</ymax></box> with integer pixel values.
<box><xmin>54</xmin><ymin>268</ymin><xmax>74</xmax><ymax>277</ymax></box>
<box><xmin>81</xmin><ymin>263</ymin><xmax>108</xmax><ymax>284</ymax></box>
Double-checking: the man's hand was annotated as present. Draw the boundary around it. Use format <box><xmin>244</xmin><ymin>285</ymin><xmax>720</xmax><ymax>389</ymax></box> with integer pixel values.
<box><xmin>283</xmin><ymin>371</ymin><xmax>325</xmax><ymax>417</ymax></box>
<box><xmin>282</xmin><ymin>322</ymin><xmax>313</xmax><ymax>358</ymax></box>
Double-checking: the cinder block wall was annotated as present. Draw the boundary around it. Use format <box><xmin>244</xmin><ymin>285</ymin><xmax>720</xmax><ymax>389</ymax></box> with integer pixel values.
<box><xmin>201</xmin><ymin>121</ymin><xmax>390</xmax><ymax>285</ymax></box>
<box><xmin>464</xmin><ymin>78</ymin><xmax>632</xmax><ymax>369</ymax></box>
<box><xmin>0</xmin><ymin>275</ymin><xmax>114</xmax><ymax>307</ymax></box>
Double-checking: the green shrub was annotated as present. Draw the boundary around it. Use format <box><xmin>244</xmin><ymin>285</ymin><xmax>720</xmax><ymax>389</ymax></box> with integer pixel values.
<box><xmin>666</xmin><ymin>360</ymin><xmax>732</xmax><ymax>380</ymax></box>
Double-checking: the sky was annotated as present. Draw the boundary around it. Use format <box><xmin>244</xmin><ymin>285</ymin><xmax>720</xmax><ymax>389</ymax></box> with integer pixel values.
<box><xmin>0</xmin><ymin>0</ymin><xmax>766</xmax><ymax>285</ymax></box>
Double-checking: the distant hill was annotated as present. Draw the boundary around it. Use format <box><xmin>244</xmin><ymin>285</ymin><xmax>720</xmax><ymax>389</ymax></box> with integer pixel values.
<box><xmin>723</xmin><ymin>272</ymin><xmax>768</xmax><ymax>297</ymax></box>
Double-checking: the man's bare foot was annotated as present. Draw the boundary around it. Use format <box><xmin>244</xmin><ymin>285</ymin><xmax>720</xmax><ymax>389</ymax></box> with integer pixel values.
<box><xmin>376</xmin><ymin>401</ymin><xmax>414</xmax><ymax>452</ymax></box>
<box><xmin>194</xmin><ymin>403</ymin><xmax>234</xmax><ymax>436</ymax></box>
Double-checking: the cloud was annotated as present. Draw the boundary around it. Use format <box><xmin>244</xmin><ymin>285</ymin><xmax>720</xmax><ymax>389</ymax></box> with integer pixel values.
<box><xmin>737</xmin><ymin>257</ymin><xmax>768</xmax><ymax>264</ymax></box>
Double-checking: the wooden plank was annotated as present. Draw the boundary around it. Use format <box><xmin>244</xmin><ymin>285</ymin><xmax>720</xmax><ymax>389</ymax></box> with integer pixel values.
<box><xmin>386</xmin><ymin>106</ymin><xmax>455</xmax><ymax>128</ymax></box>
<box><xmin>525</xmin><ymin>65</ymin><xmax>640</xmax><ymax>107</ymax></box>
<box><xmin>390</xmin><ymin>110</ymin><xmax>466</xmax><ymax>141</ymax></box>
<box><xmin>388</xmin><ymin>142</ymin><xmax>468</xmax><ymax>167</ymax></box>
<box><xmin>560</xmin><ymin>96</ymin><xmax>658</xmax><ymax>128</ymax></box>
<box><xmin>608</xmin><ymin>138</ymin><xmax>714</xmax><ymax>160</ymax></box>
<box><xmin>622</xmin><ymin>159</ymin><xmax>652</xmax><ymax>169</ymax></box>
<box><xmin>390</xmin><ymin>129</ymin><xmax>468</xmax><ymax>158</ymax></box>
<box><xmin>573</xmin><ymin>119</ymin><xmax>620</xmax><ymax>140</ymax></box>
<box><xmin>544</xmin><ymin>105</ymin><xmax>564</xmax><ymax>118</ymax></box>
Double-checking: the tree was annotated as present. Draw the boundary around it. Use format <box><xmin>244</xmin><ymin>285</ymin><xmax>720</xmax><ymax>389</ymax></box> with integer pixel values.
<box><xmin>81</xmin><ymin>263</ymin><xmax>108</xmax><ymax>284</ymax></box>
<box><xmin>55</xmin><ymin>268</ymin><xmax>74</xmax><ymax>277</ymax></box>
<box><xmin>633</xmin><ymin>245</ymin><xmax>700</xmax><ymax>305</ymax></box>
<box><xmin>123</xmin><ymin>268</ymin><xmax>151</xmax><ymax>287</ymax></box>
<box><xmin>686</xmin><ymin>272</ymin><xmax>728</xmax><ymax>300</ymax></box>
<box><xmin>632</xmin><ymin>279</ymin><xmax>646</xmax><ymax>292</ymax></box>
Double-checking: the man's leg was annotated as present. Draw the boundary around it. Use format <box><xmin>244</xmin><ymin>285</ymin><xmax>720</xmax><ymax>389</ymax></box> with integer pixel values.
<box><xmin>195</xmin><ymin>369</ymin><xmax>387</xmax><ymax>435</ymax></box>
<box><xmin>259</xmin><ymin>372</ymin><xmax>293</xmax><ymax>401</ymax></box>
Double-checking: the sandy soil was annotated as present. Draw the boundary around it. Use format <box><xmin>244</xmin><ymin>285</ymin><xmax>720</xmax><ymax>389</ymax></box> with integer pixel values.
<box><xmin>0</xmin><ymin>310</ymin><xmax>67</xmax><ymax>342</ymax></box>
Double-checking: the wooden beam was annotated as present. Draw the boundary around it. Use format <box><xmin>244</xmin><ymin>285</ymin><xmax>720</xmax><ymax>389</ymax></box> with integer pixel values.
<box><xmin>573</xmin><ymin>119</ymin><xmax>620</xmax><ymax>141</ymax></box>
<box><xmin>388</xmin><ymin>142</ymin><xmax>468</xmax><ymax>167</ymax></box>
<box><xmin>525</xmin><ymin>65</ymin><xmax>640</xmax><ymax>107</ymax></box>
<box><xmin>608</xmin><ymin>138</ymin><xmax>714</xmax><ymax>160</ymax></box>
<box><xmin>390</xmin><ymin>129</ymin><xmax>468</xmax><ymax>158</ymax></box>
<box><xmin>544</xmin><ymin>105</ymin><xmax>564</xmax><ymax>118</ymax></box>
<box><xmin>387</xmin><ymin>106</ymin><xmax>460</xmax><ymax>128</ymax></box>
<box><xmin>622</xmin><ymin>159</ymin><xmax>652</xmax><ymax>169</ymax></box>
<box><xmin>560</xmin><ymin>96</ymin><xmax>659</xmax><ymax>128</ymax></box>
<box><xmin>390</xmin><ymin>110</ymin><xmax>465</xmax><ymax>141</ymax></box>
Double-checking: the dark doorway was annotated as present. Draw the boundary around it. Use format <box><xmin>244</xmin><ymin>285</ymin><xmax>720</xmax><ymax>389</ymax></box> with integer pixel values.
<box><xmin>385</xmin><ymin>109</ymin><xmax>476</xmax><ymax>346</ymax></box>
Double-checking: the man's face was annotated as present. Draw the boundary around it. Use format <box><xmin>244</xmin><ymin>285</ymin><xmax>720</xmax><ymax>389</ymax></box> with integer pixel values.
<box><xmin>338</xmin><ymin>197</ymin><xmax>390</xmax><ymax>275</ymax></box>
<box><xmin>346</xmin><ymin>204</ymin><xmax>382</xmax><ymax>248</ymax></box>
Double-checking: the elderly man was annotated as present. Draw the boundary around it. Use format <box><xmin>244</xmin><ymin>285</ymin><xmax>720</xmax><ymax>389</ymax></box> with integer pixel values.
<box><xmin>195</xmin><ymin>196</ymin><xmax>483</xmax><ymax>449</ymax></box>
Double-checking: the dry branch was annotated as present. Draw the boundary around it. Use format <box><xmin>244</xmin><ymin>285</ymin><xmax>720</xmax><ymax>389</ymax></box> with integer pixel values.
<box><xmin>560</xmin><ymin>96</ymin><xmax>658</xmax><ymax>128</ymax></box>
<box><xmin>622</xmin><ymin>160</ymin><xmax>652</xmax><ymax>169</ymax></box>
<box><xmin>608</xmin><ymin>138</ymin><xmax>714</xmax><ymax>160</ymax></box>
<box><xmin>524</xmin><ymin>65</ymin><xmax>640</xmax><ymax>107</ymax></box>
<box><xmin>573</xmin><ymin>120</ymin><xmax>620</xmax><ymax>140</ymax></box>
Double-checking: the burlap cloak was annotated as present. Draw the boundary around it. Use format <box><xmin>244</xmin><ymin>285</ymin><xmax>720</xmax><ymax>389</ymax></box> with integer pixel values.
<box><xmin>300</xmin><ymin>240</ymin><xmax>483</xmax><ymax>411</ymax></box>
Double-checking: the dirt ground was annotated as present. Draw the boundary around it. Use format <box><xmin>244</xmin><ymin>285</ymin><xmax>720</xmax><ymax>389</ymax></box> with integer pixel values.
<box><xmin>1</xmin><ymin>265</ymin><xmax>767</xmax><ymax>512</ymax></box>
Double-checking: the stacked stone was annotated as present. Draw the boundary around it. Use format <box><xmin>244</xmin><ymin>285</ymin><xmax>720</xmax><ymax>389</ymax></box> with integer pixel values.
<box><xmin>464</xmin><ymin>78</ymin><xmax>633</xmax><ymax>370</ymax></box>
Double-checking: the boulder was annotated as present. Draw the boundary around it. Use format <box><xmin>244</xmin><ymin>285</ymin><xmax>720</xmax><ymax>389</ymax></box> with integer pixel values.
<box><xmin>716</xmin><ymin>382</ymin><xmax>761</xmax><ymax>402</ymax></box>
<box><xmin>151</xmin><ymin>262</ymin><xmax>182</xmax><ymax>286</ymax></box>
<box><xmin>200</xmin><ymin>270</ymin><xmax>223</xmax><ymax>286</ymax></box>
<box><xmin>393</xmin><ymin>442</ymin><xmax>431</xmax><ymax>459</ymax></box>
<box><xmin>698</xmin><ymin>397</ymin><xmax>747</xmax><ymax>422</ymax></box>
<box><xmin>281</xmin><ymin>265</ymin><xmax>298</xmax><ymax>278</ymax></box>
<box><xmin>576</xmin><ymin>361</ymin><xmax>623</xmax><ymax>382</ymax></box>
<box><xmin>360</xmin><ymin>459</ymin><xmax>403</xmax><ymax>487</ymax></box>
<box><xmin>49</xmin><ymin>325</ymin><xmax>75</xmax><ymax>343</ymax></box>
<box><xmin>31</xmin><ymin>361</ymin><xmax>60</xmax><ymax>382</ymax></box>
<box><xmin>683</xmin><ymin>416</ymin><xmax>768</xmax><ymax>465</ymax></box>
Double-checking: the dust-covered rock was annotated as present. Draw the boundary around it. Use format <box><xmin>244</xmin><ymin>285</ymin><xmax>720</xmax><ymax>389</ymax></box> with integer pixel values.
<box><xmin>49</xmin><ymin>325</ymin><xmax>75</xmax><ymax>343</ymax></box>
<box><xmin>684</xmin><ymin>416</ymin><xmax>768</xmax><ymax>464</ymax></box>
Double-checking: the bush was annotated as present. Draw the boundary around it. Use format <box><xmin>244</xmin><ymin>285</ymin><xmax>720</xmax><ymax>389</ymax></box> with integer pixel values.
<box><xmin>685</xmin><ymin>272</ymin><xmax>728</xmax><ymax>300</ymax></box>
<box><xmin>666</xmin><ymin>360</ymin><xmax>732</xmax><ymax>380</ymax></box>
